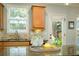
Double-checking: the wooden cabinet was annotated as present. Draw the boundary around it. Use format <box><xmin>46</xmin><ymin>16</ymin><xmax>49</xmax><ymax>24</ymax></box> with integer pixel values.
<box><xmin>31</xmin><ymin>5</ymin><xmax>45</xmax><ymax>31</ymax></box>
<box><xmin>0</xmin><ymin>41</ymin><xmax>30</xmax><ymax>47</ymax></box>
<box><xmin>0</xmin><ymin>3</ymin><xmax>4</xmax><ymax>30</ymax></box>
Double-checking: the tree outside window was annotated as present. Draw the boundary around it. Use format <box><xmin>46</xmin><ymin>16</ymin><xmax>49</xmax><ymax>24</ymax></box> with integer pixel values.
<box><xmin>7</xmin><ymin>8</ymin><xmax>28</xmax><ymax>33</ymax></box>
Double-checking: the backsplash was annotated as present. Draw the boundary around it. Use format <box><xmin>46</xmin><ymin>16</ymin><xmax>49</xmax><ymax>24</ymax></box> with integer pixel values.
<box><xmin>0</xmin><ymin>33</ymin><xmax>29</xmax><ymax>41</ymax></box>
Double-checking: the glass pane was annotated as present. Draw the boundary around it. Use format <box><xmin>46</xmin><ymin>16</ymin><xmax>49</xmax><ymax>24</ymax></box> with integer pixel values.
<box><xmin>18</xmin><ymin>23</ymin><xmax>26</xmax><ymax>29</ymax></box>
<box><xmin>10</xmin><ymin>23</ymin><xmax>18</xmax><ymax>30</ymax></box>
<box><xmin>10</xmin><ymin>23</ymin><xmax>26</xmax><ymax>30</ymax></box>
<box><xmin>9</xmin><ymin>8</ymin><xmax>27</xmax><ymax>18</ymax></box>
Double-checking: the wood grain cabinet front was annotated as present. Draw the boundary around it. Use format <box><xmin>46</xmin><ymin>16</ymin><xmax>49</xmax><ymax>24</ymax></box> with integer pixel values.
<box><xmin>31</xmin><ymin>5</ymin><xmax>45</xmax><ymax>31</ymax></box>
<box><xmin>0</xmin><ymin>3</ymin><xmax>4</xmax><ymax>30</ymax></box>
<box><xmin>0</xmin><ymin>41</ymin><xmax>30</xmax><ymax>47</ymax></box>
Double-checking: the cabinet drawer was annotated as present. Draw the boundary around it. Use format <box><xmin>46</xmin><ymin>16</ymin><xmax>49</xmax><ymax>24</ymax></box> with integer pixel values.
<box><xmin>3</xmin><ymin>42</ymin><xmax>30</xmax><ymax>47</ymax></box>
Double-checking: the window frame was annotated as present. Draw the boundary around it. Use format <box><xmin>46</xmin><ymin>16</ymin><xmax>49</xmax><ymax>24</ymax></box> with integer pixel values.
<box><xmin>7</xmin><ymin>7</ymin><xmax>29</xmax><ymax>34</ymax></box>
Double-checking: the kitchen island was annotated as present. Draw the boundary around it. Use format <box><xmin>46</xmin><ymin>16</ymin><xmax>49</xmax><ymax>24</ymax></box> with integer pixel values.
<box><xmin>0</xmin><ymin>46</ymin><xmax>62</xmax><ymax>56</ymax></box>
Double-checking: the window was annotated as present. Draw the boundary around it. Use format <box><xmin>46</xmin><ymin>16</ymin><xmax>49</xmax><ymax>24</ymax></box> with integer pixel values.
<box><xmin>7</xmin><ymin>8</ymin><xmax>29</xmax><ymax>33</ymax></box>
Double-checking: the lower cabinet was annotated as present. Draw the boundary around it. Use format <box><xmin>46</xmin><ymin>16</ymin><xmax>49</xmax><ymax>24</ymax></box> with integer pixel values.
<box><xmin>8</xmin><ymin>47</ymin><xmax>27</xmax><ymax>56</ymax></box>
<box><xmin>0</xmin><ymin>41</ymin><xmax>30</xmax><ymax>56</ymax></box>
<box><xmin>0</xmin><ymin>41</ymin><xmax>30</xmax><ymax>47</ymax></box>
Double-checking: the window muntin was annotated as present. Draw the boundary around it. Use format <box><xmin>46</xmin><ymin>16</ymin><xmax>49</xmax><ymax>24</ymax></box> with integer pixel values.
<box><xmin>7</xmin><ymin>8</ymin><xmax>28</xmax><ymax>33</ymax></box>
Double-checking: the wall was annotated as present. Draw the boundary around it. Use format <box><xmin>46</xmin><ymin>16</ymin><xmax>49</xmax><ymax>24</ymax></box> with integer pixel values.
<box><xmin>0</xmin><ymin>3</ymin><xmax>32</xmax><ymax>40</ymax></box>
<box><xmin>44</xmin><ymin>4</ymin><xmax>79</xmax><ymax>46</ymax></box>
<box><xmin>0</xmin><ymin>3</ymin><xmax>79</xmax><ymax>46</ymax></box>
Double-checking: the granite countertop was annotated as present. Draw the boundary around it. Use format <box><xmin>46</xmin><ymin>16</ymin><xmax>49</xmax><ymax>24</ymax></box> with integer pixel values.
<box><xmin>0</xmin><ymin>39</ymin><xmax>30</xmax><ymax>42</ymax></box>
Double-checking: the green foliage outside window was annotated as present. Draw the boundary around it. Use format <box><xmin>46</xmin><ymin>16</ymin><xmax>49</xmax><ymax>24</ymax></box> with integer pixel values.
<box><xmin>10</xmin><ymin>23</ymin><xmax>26</xmax><ymax>30</ymax></box>
<box><xmin>8</xmin><ymin>8</ymin><xmax>27</xmax><ymax>32</ymax></box>
<box><xmin>10</xmin><ymin>8</ymin><xmax>26</xmax><ymax>18</ymax></box>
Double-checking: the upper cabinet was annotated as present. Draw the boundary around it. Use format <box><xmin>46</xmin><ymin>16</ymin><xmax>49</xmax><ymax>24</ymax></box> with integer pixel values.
<box><xmin>31</xmin><ymin>5</ymin><xmax>45</xmax><ymax>31</ymax></box>
<box><xmin>0</xmin><ymin>3</ymin><xmax>4</xmax><ymax>30</ymax></box>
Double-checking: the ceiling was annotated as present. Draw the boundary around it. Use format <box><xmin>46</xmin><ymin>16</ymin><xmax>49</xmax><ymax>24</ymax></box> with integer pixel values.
<box><xmin>3</xmin><ymin>3</ymin><xmax>79</xmax><ymax>7</ymax></box>
<box><xmin>51</xmin><ymin>3</ymin><xmax>79</xmax><ymax>7</ymax></box>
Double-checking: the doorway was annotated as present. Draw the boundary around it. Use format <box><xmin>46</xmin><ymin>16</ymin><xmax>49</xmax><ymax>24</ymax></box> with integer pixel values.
<box><xmin>52</xmin><ymin>20</ymin><xmax>62</xmax><ymax>47</ymax></box>
<box><xmin>52</xmin><ymin>17</ymin><xmax>66</xmax><ymax>48</ymax></box>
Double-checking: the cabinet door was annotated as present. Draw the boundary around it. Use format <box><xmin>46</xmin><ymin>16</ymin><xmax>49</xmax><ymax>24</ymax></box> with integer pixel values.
<box><xmin>0</xmin><ymin>4</ymin><xmax>4</xmax><ymax>30</ymax></box>
<box><xmin>32</xmin><ymin>6</ymin><xmax>45</xmax><ymax>30</ymax></box>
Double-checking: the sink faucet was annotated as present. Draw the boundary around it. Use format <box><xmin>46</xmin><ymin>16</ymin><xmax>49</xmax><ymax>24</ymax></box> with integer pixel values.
<box><xmin>15</xmin><ymin>31</ymin><xmax>19</xmax><ymax>41</ymax></box>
